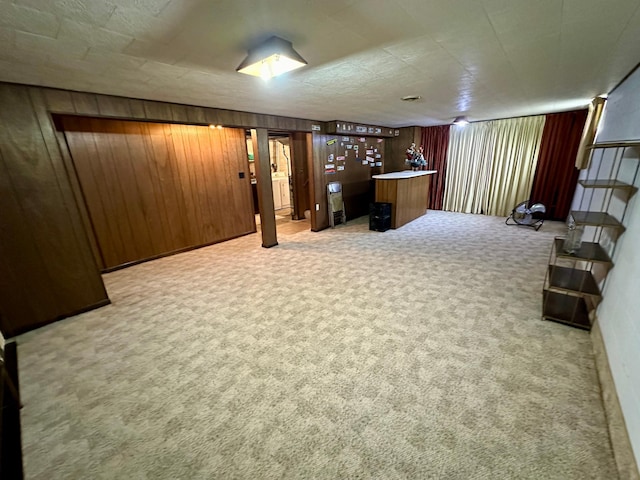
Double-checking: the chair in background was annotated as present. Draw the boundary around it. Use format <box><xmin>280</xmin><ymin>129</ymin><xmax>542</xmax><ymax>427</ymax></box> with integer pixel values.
<box><xmin>327</xmin><ymin>181</ymin><xmax>346</xmax><ymax>228</ymax></box>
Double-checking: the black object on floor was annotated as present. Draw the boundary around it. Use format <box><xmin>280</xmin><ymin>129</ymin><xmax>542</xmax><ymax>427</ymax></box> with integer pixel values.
<box><xmin>370</xmin><ymin>202</ymin><xmax>392</xmax><ymax>232</ymax></box>
<box><xmin>1</xmin><ymin>341</ymin><xmax>24</xmax><ymax>480</ymax></box>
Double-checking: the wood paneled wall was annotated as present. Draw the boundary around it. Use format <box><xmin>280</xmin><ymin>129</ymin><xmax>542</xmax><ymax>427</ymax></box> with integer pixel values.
<box><xmin>39</xmin><ymin>87</ymin><xmax>316</xmax><ymax>131</ymax></box>
<box><xmin>0</xmin><ymin>84</ymin><xmax>108</xmax><ymax>337</ymax></box>
<box><xmin>310</xmin><ymin>134</ymin><xmax>385</xmax><ymax>230</ymax></box>
<box><xmin>384</xmin><ymin>127</ymin><xmax>421</xmax><ymax>173</ymax></box>
<box><xmin>0</xmin><ymin>81</ymin><xmax>323</xmax><ymax>336</ymax></box>
<box><xmin>61</xmin><ymin>117</ymin><xmax>255</xmax><ymax>270</ymax></box>
<box><xmin>291</xmin><ymin>132</ymin><xmax>312</xmax><ymax>220</ymax></box>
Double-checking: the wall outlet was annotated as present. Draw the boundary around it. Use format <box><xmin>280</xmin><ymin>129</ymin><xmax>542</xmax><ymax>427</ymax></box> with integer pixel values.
<box><xmin>315</xmin><ymin>203</ymin><xmax>320</xmax><ymax>211</ymax></box>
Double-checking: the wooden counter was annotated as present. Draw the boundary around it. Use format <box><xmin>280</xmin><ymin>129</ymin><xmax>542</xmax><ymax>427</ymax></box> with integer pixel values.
<box><xmin>373</xmin><ymin>170</ymin><xmax>436</xmax><ymax>228</ymax></box>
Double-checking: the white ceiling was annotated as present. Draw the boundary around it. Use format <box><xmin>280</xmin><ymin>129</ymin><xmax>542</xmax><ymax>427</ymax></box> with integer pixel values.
<box><xmin>1</xmin><ymin>0</ymin><xmax>640</xmax><ymax>127</ymax></box>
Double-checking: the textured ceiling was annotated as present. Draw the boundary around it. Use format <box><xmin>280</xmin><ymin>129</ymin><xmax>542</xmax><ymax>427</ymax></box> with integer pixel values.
<box><xmin>1</xmin><ymin>0</ymin><xmax>640</xmax><ymax>127</ymax></box>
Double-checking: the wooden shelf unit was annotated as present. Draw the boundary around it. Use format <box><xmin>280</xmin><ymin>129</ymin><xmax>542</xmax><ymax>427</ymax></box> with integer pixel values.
<box><xmin>542</xmin><ymin>140</ymin><xmax>640</xmax><ymax>330</ymax></box>
<box><xmin>569</xmin><ymin>210</ymin><xmax>625</xmax><ymax>230</ymax></box>
<box><xmin>547</xmin><ymin>265</ymin><xmax>601</xmax><ymax>297</ymax></box>
<box><xmin>577</xmin><ymin>179</ymin><xmax>635</xmax><ymax>190</ymax></box>
<box><xmin>542</xmin><ymin>290</ymin><xmax>591</xmax><ymax>330</ymax></box>
<box><xmin>551</xmin><ymin>238</ymin><xmax>612</xmax><ymax>265</ymax></box>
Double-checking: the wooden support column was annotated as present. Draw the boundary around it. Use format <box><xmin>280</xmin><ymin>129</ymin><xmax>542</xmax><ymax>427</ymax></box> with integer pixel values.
<box><xmin>251</xmin><ymin>128</ymin><xmax>278</xmax><ymax>248</ymax></box>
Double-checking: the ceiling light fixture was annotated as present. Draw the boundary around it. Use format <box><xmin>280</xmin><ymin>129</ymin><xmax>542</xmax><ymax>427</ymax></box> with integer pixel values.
<box><xmin>236</xmin><ymin>36</ymin><xmax>307</xmax><ymax>80</ymax></box>
<box><xmin>401</xmin><ymin>95</ymin><xmax>422</xmax><ymax>102</ymax></box>
<box><xmin>453</xmin><ymin>116</ymin><xmax>469</xmax><ymax>126</ymax></box>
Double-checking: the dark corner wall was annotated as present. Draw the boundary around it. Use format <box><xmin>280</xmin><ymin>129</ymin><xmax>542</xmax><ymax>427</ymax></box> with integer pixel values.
<box><xmin>0</xmin><ymin>84</ymin><xmax>109</xmax><ymax>337</ymax></box>
<box><xmin>0</xmin><ymin>81</ymin><xmax>412</xmax><ymax>337</ymax></box>
<box><xmin>385</xmin><ymin>127</ymin><xmax>421</xmax><ymax>173</ymax></box>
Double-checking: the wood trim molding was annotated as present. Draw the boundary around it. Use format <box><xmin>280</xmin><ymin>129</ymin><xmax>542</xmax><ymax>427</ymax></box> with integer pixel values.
<box><xmin>591</xmin><ymin>318</ymin><xmax>640</xmax><ymax>480</ymax></box>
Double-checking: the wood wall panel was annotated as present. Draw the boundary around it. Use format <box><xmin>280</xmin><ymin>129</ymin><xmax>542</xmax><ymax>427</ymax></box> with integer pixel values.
<box><xmin>96</xmin><ymin>95</ymin><xmax>133</xmax><ymax>117</ymax></box>
<box><xmin>62</xmin><ymin>117</ymin><xmax>255</xmax><ymax>270</ymax></box>
<box><xmin>187</xmin><ymin>107</ymin><xmax>207</xmax><ymax>124</ymax></box>
<box><xmin>142</xmin><ymin>100</ymin><xmax>174</xmax><ymax>122</ymax></box>
<box><xmin>291</xmin><ymin>132</ymin><xmax>311</xmax><ymax>219</ymax></box>
<box><xmin>310</xmin><ymin>133</ymin><xmax>384</xmax><ymax>230</ymax></box>
<box><xmin>384</xmin><ymin>126</ymin><xmax>421</xmax><ymax>173</ymax></box>
<box><xmin>0</xmin><ymin>80</ymin><xmax>388</xmax><ymax>335</ymax></box>
<box><xmin>0</xmin><ymin>84</ymin><xmax>108</xmax><ymax>337</ymax></box>
<box><xmin>42</xmin><ymin>88</ymin><xmax>74</xmax><ymax>113</ymax></box>
<box><xmin>127</xmin><ymin>98</ymin><xmax>147</xmax><ymax>119</ymax></box>
<box><xmin>70</xmin><ymin>92</ymin><xmax>100</xmax><ymax>116</ymax></box>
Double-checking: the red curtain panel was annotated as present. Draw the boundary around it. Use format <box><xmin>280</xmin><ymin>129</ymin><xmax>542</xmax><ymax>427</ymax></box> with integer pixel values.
<box><xmin>421</xmin><ymin>125</ymin><xmax>451</xmax><ymax>210</ymax></box>
<box><xmin>530</xmin><ymin>110</ymin><xmax>588</xmax><ymax>220</ymax></box>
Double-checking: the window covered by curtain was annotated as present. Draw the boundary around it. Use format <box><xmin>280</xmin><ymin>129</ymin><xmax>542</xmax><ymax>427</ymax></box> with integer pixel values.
<box><xmin>420</xmin><ymin>125</ymin><xmax>450</xmax><ymax>210</ymax></box>
<box><xmin>442</xmin><ymin>122</ymin><xmax>493</xmax><ymax>214</ymax></box>
<box><xmin>443</xmin><ymin>115</ymin><xmax>546</xmax><ymax>216</ymax></box>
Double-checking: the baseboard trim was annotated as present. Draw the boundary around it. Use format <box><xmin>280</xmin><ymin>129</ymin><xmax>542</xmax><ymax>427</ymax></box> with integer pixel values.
<box><xmin>101</xmin><ymin>231</ymin><xmax>257</xmax><ymax>273</ymax></box>
<box><xmin>8</xmin><ymin>299</ymin><xmax>111</xmax><ymax>338</ymax></box>
<box><xmin>592</xmin><ymin>318</ymin><xmax>639</xmax><ymax>480</ymax></box>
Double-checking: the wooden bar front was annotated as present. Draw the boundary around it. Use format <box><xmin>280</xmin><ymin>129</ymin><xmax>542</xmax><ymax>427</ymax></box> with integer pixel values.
<box><xmin>373</xmin><ymin>171</ymin><xmax>436</xmax><ymax>228</ymax></box>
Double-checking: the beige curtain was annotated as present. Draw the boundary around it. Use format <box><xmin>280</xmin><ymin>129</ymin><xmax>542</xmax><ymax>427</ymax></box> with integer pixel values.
<box><xmin>442</xmin><ymin>122</ymin><xmax>493</xmax><ymax>214</ymax></box>
<box><xmin>575</xmin><ymin>96</ymin><xmax>606</xmax><ymax>169</ymax></box>
<box><xmin>443</xmin><ymin>115</ymin><xmax>546</xmax><ymax>216</ymax></box>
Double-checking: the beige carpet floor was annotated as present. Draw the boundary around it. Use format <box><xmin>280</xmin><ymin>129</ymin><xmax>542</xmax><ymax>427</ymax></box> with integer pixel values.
<box><xmin>17</xmin><ymin>210</ymin><xmax>617</xmax><ymax>479</ymax></box>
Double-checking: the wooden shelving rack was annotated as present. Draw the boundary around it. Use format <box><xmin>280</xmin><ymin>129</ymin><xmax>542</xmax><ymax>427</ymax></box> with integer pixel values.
<box><xmin>542</xmin><ymin>141</ymin><xmax>640</xmax><ymax>330</ymax></box>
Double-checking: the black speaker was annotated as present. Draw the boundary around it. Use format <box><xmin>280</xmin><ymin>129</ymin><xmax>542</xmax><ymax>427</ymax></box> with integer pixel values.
<box><xmin>369</xmin><ymin>202</ymin><xmax>392</xmax><ymax>232</ymax></box>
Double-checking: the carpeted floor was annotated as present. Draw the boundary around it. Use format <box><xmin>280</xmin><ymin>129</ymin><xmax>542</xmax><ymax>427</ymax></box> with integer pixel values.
<box><xmin>16</xmin><ymin>211</ymin><xmax>617</xmax><ymax>479</ymax></box>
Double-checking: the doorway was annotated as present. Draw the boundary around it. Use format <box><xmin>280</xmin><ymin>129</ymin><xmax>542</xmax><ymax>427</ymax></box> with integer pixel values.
<box><xmin>246</xmin><ymin>131</ymin><xmax>312</xmax><ymax>237</ymax></box>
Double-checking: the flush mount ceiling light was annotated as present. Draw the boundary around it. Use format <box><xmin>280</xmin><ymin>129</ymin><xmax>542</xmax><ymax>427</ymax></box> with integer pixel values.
<box><xmin>236</xmin><ymin>36</ymin><xmax>307</xmax><ymax>80</ymax></box>
<box><xmin>453</xmin><ymin>116</ymin><xmax>469</xmax><ymax>126</ymax></box>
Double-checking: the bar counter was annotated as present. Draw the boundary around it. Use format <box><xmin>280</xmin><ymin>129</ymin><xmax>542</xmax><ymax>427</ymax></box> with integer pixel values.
<box><xmin>372</xmin><ymin>170</ymin><xmax>436</xmax><ymax>228</ymax></box>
